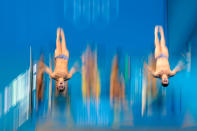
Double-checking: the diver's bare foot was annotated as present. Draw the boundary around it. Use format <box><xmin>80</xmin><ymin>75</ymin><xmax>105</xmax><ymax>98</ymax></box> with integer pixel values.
<box><xmin>57</xmin><ymin>27</ymin><xmax>61</xmax><ymax>37</ymax></box>
<box><xmin>155</xmin><ymin>25</ymin><xmax>159</xmax><ymax>35</ymax></box>
<box><xmin>159</xmin><ymin>26</ymin><xmax>164</xmax><ymax>34</ymax></box>
<box><xmin>60</xmin><ymin>28</ymin><xmax>64</xmax><ymax>36</ymax></box>
<box><xmin>60</xmin><ymin>28</ymin><xmax>66</xmax><ymax>43</ymax></box>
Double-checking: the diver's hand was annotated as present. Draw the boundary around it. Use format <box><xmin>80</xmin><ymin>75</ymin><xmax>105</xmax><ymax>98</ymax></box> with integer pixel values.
<box><xmin>67</xmin><ymin>62</ymin><xmax>80</xmax><ymax>79</ymax></box>
<box><xmin>72</xmin><ymin>61</ymin><xmax>80</xmax><ymax>73</ymax></box>
<box><xmin>175</xmin><ymin>61</ymin><xmax>185</xmax><ymax>72</ymax></box>
<box><xmin>170</xmin><ymin>61</ymin><xmax>185</xmax><ymax>77</ymax></box>
<box><xmin>159</xmin><ymin>26</ymin><xmax>164</xmax><ymax>34</ymax></box>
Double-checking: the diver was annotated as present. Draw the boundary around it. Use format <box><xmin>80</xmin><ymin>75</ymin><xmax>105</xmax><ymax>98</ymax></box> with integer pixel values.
<box><xmin>37</xmin><ymin>28</ymin><xmax>78</xmax><ymax>95</ymax></box>
<box><xmin>145</xmin><ymin>25</ymin><xmax>184</xmax><ymax>87</ymax></box>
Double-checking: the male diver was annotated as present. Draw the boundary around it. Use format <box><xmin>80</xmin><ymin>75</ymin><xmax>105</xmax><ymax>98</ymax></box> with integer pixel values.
<box><xmin>145</xmin><ymin>26</ymin><xmax>184</xmax><ymax>87</ymax></box>
<box><xmin>37</xmin><ymin>28</ymin><xmax>78</xmax><ymax>94</ymax></box>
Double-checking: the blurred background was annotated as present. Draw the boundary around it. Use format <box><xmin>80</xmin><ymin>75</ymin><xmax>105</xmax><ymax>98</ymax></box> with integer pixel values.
<box><xmin>0</xmin><ymin>0</ymin><xmax>197</xmax><ymax>130</ymax></box>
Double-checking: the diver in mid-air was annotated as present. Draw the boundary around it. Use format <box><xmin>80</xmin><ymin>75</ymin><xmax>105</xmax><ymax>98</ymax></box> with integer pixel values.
<box><xmin>37</xmin><ymin>28</ymin><xmax>78</xmax><ymax>96</ymax></box>
<box><xmin>145</xmin><ymin>25</ymin><xmax>184</xmax><ymax>87</ymax></box>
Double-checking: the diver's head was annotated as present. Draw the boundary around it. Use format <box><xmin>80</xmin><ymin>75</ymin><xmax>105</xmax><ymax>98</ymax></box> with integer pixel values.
<box><xmin>161</xmin><ymin>74</ymin><xmax>169</xmax><ymax>87</ymax></box>
<box><xmin>56</xmin><ymin>77</ymin><xmax>66</xmax><ymax>92</ymax></box>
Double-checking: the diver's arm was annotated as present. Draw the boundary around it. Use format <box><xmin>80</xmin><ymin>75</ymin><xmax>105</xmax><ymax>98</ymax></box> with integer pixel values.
<box><xmin>67</xmin><ymin>73</ymin><xmax>73</xmax><ymax>80</ymax></box>
<box><xmin>37</xmin><ymin>56</ymin><xmax>55</xmax><ymax>79</ymax></box>
<box><xmin>169</xmin><ymin>61</ymin><xmax>184</xmax><ymax>77</ymax></box>
<box><xmin>169</xmin><ymin>67</ymin><xmax>181</xmax><ymax>77</ymax></box>
<box><xmin>152</xmin><ymin>71</ymin><xmax>160</xmax><ymax>78</ymax></box>
<box><xmin>44</xmin><ymin>66</ymin><xmax>55</xmax><ymax>79</ymax></box>
<box><xmin>67</xmin><ymin>62</ymin><xmax>79</xmax><ymax>80</ymax></box>
<box><xmin>169</xmin><ymin>70</ymin><xmax>176</xmax><ymax>77</ymax></box>
<box><xmin>144</xmin><ymin>63</ymin><xmax>159</xmax><ymax>77</ymax></box>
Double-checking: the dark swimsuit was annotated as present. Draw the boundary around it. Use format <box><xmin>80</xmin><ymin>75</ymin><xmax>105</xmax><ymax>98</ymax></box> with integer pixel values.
<box><xmin>55</xmin><ymin>54</ymin><xmax>69</xmax><ymax>60</ymax></box>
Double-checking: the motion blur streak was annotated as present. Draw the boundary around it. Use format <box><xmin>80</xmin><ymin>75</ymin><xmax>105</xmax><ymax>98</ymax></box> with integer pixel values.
<box><xmin>64</xmin><ymin>0</ymin><xmax>119</xmax><ymax>28</ymax></box>
<box><xmin>81</xmin><ymin>45</ymin><xmax>101</xmax><ymax>104</ymax></box>
<box><xmin>142</xmin><ymin>54</ymin><xmax>158</xmax><ymax>116</ymax></box>
<box><xmin>110</xmin><ymin>55</ymin><xmax>125</xmax><ymax>128</ymax></box>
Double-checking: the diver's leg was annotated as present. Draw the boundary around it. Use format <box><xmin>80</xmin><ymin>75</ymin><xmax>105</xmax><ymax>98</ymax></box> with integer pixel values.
<box><xmin>159</xmin><ymin>26</ymin><xmax>169</xmax><ymax>58</ymax></box>
<box><xmin>60</xmin><ymin>28</ymin><xmax>69</xmax><ymax>58</ymax></box>
<box><xmin>55</xmin><ymin>28</ymin><xmax>62</xmax><ymax>57</ymax></box>
<box><xmin>154</xmin><ymin>26</ymin><xmax>161</xmax><ymax>59</ymax></box>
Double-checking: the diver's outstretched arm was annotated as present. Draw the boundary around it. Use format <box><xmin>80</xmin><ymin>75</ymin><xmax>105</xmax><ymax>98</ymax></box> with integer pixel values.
<box><xmin>37</xmin><ymin>57</ymin><xmax>54</xmax><ymax>100</ymax></box>
<box><xmin>144</xmin><ymin>63</ymin><xmax>159</xmax><ymax>77</ymax></box>
<box><xmin>37</xmin><ymin>55</ymin><xmax>55</xmax><ymax>79</ymax></box>
<box><xmin>44</xmin><ymin>66</ymin><xmax>55</xmax><ymax>79</ymax></box>
<box><xmin>67</xmin><ymin>62</ymin><xmax>79</xmax><ymax>79</ymax></box>
<box><xmin>169</xmin><ymin>61</ymin><xmax>185</xmax><ymax>77</ymax></box>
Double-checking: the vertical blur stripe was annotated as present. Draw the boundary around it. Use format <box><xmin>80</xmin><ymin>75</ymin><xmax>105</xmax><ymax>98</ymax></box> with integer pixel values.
<box><xmin>142</xmin><ymin>62</ymin><xmax>147</xmax><ymax>116</ymax></box>
<box><xmin>141</xmin><ymin>53</ymin><xmax>158</xmax><ymax>116</ymax></box>
<box><xmin>0</xmin><ymin>93</ymin><xmax>2</xmax><ymax>117</ymax></box>
<box><xmin>96</xmin><ymin>71</ymin><xmax>101</xmax><ymax>101</ymax></box>
<box><xmin>124</xmin><ymin>54</ymin><xmax>131</xmax><ymax>84</ymax></box>
<box><xmin>81</xmin><ymin>46</ymin><xmax>101</xmax><ymax>102</ymax></box>
<box><xmin>82</xmin><ymin>53</ymin><xmax>87</xmax><ymax>101</ymax></box>
<box><xmin>4</xmin><ymin>87</ymin><xmax>7</xmax><ymax>114</ymax></box>
<box><xmin>64</xmin><ymin>0</ymin><xmax>119</xmax><ymax>27</ymax></box>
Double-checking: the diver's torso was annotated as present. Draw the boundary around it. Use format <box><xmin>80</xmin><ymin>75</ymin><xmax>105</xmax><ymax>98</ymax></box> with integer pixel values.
<box><xmin>54</xmin><ymin>59</ymin><xmax>68</xmax><ymax>74</ymax></box>
<box><xmin>156</xmin><ymin>58</ymin><xmax>171</xmax><ymax>74</ymax></box>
